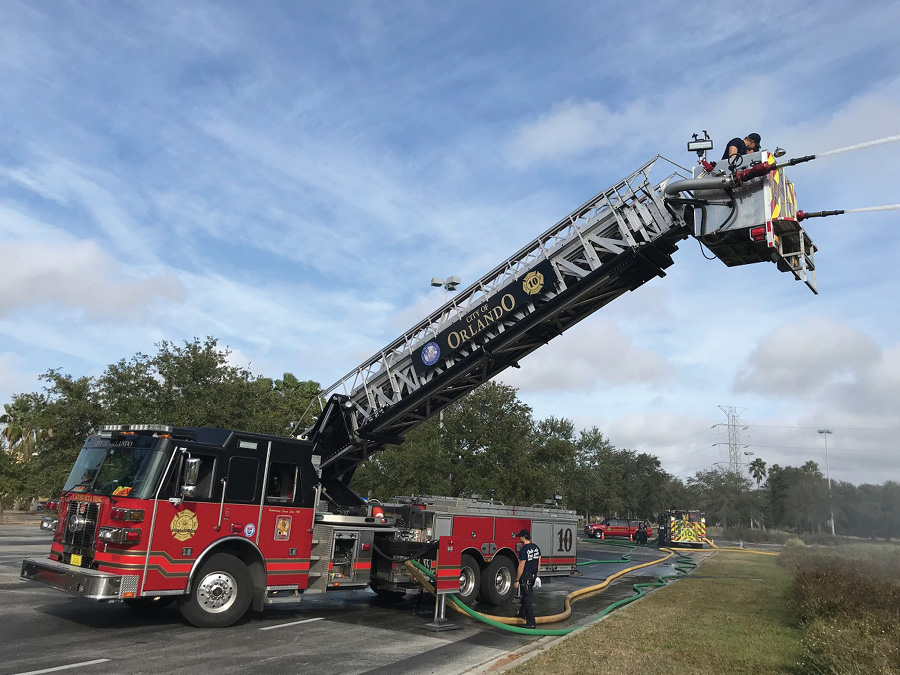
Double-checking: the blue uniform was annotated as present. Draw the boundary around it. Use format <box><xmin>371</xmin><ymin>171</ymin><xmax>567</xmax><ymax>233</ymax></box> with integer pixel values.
<box><xmin>722</xmin><ymin>137</ymin><xmax>748</xmax><ymax>159</ymax></box>
<box><xmin>517</xmin><ymin>541</ymin><xmax>541</xmax><ymax>628</ymax></box>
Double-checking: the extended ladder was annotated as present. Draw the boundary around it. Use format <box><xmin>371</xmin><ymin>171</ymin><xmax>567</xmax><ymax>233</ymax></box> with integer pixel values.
<box><xmin>302</xmin><ymin>156</ymin><xmax>692</xmax><ymax>486</ymax></box>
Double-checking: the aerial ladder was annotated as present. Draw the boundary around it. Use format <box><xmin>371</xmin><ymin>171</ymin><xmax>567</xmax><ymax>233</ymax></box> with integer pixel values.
<box><xmin>299</xmin><ymin>139</ymin><xmax>822</xmax><ymax>506</ymax></box>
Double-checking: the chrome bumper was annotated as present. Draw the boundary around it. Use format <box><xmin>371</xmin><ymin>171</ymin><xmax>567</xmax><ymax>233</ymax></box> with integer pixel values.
<box><xmin>20</xmin><ymin>557</ymin><xmax>139</xmax><ymax>600</ymax></box>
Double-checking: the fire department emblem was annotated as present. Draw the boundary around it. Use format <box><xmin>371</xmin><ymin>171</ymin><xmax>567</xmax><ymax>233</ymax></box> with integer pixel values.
<box><xmin>522</xmin><ymin>271</ymin><xmax>545</xmax><ymax>296</ymax></box>
<box><xmin>243</xmin><ymin>523</ymin><xmax>256</xmax><ymax>538</ymax></box>
<box><xmin>170</xmin><ymin>509</ymin><xmax>198</xmax><ymax>542</ymax></box>
<box><xmin>274</xmin><ymin>515</ymin><xmax>292</xmax><ymax>541</ymax></box>
<box><xmin>421</xmin><ymin>341</ymin><xmax>440</xmax><ymax>366</ymax></box>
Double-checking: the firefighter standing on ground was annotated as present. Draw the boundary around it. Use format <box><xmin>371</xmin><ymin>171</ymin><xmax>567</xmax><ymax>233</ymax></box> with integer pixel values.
<box><xmin>514</xmin><ymin>529</ymin><xmax>541</xmax><ymax>629</ymax></box>
<box><xmin>636</xmin><ymin>521</ymin><xmax>648</xmax><ymax>545</ymax></box>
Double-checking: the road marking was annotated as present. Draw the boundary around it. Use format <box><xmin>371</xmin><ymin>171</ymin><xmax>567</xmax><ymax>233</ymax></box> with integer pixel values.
<box><xmin>14</xmin><ymin>659</ymin><xmax>111</xmax><ymax>675</ymax></box>
<box><xmin>258</xmin><ymin>617</ymin><xmax>324</xmax><ymax>631</ymax></box>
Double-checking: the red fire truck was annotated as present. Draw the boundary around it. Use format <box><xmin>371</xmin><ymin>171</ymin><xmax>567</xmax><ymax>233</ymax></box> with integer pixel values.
<box><xmin>22</xmin><ymin>424</ymin><xmax>578</xmax><ymax>627</ymax></box>
<box><xmin>23</xmin><ymin>141</ymin><xmax>825</xmax><ymax>627</ymax></box>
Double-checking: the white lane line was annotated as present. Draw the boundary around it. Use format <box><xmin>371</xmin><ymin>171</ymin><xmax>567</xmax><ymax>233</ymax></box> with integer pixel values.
<box><xmin>258</xmin><ymin>617</ymin><xmax>324</xmax><ymax>631</ymax></box>
<box><xmin>14</xmin><ymin>659</ymin><xmax>111</xmax><ymax>675</ymax></box>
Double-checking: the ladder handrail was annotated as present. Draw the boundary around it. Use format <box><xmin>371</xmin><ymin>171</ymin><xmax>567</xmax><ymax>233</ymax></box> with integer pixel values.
<box><xmin>312</xmin><ymin>156</ymin><xmax>687</xmax><ymax>405</ymax></box>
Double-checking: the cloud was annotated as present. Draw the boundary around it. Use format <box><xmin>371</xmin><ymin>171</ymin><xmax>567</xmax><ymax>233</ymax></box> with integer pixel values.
<box><xmin>505</xmin><ymin>75</ymin><xmax>774</xmax><ymax>170</ymax></box>
<box><xmin>0</xmin><ymin>352</ymin><xmax>37</xmax><ymax>400</ymax></box>
<box><xmin>0</xmin><ymin>240</ymin><xmax>185</xmax><ymax>318</ymax></box>
<box><xmin>500</xmin><ymin>316</ymin><xmax>676</xmax><ymax>393</ymax></box>
<box><xmin>734</xmin><ymin>319</ymin><xmax>882</xmax><ymax>396</ymax></box>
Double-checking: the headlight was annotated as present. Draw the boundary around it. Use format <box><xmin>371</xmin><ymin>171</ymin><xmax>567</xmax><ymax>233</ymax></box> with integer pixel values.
<box><xmin>98</xmin><ymin>527</ymin><xmax>142</xmax><ymax>545</ymax></box>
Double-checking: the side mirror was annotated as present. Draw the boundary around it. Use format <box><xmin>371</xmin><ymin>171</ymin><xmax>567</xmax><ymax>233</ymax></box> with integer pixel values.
<box><xmin>181</xmin><ymin>457</ymin><xmax>201</xmax><ymax>497</ymax></box>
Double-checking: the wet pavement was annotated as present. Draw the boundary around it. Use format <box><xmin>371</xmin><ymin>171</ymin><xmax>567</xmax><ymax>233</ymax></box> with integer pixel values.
<box><xmin>0</xmin><ymin>524</ymin><xmax>721</xmax><ymax>675</ymax></box>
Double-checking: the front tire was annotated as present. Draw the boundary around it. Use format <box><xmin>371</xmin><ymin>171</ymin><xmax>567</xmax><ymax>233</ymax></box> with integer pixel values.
<box><xmin>178</xmin><ymin>553</ymin><xmax>253</xmax><ymax>628</ymax></box>
<box><xmin>479</xmin><ymin>556</ymin><xmax>515</xmax><ymax>606</ymax></box>
<box><xmin>592</xmin><ymin>530</ymin><xmax>603</xmax><ymax>539</ymax></box>
<box><xmin>457</xmin><ymin>553</ymin><xmax>481</xmax><ymax>606</ymax></box>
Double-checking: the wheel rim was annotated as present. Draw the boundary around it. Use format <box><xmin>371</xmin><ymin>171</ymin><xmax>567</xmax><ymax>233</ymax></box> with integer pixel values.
<box><xmin>459</xmin><ymin>567</ymin><xmax>476</xmax><ymax>597</ymax></box>
<box><xmin>493</xmin><ymin>566</ymin><xmax>513</xmax><ymax>595</ymax></box>
<box><xmin>196</xmin><ymin>570</ymin><xmax>238</xmax><ymax>613</ymax></box>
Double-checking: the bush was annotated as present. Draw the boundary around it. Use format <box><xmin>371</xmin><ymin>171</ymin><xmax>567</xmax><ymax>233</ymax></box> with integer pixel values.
<box><xmin>800</xmin><ymin>614</ymin><xmax>900</xmax><ymax>675</ymax></box>
<box><xmin>785</xmin><ymin>545</ymin><xmax>900</xmax><ymax>674</ymax></box>
<box><xmin>788</xmin><ymin>567</ymin><xmax>900</xmax><ymax>625</ymax></box>
<box><xmin>779</xmin><ymin>542</ymin><xmax>900</xmax><ymax>581</ymax></box>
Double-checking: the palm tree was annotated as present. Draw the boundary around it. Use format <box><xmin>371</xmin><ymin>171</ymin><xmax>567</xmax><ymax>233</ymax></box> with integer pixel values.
<box><xmin>1</xmin><ymin>400</ymin><xmax>51</xmax><ymax>463</ymax></box>
<box><xmin>0</xmin><ymin>412</ymin><xmax>30</xmax><ymax>462</ymax></box>
<box><xmin>748</xmin><ymin>458</ymin><xmax>767</xmax><ymax>489</ymax></box>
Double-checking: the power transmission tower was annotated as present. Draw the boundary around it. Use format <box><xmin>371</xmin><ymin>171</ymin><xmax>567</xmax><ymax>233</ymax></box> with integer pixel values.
<box><xmin>718</xmin><ymin>405</ymin><xmax>747</xmax><ymax>474</ymax></box>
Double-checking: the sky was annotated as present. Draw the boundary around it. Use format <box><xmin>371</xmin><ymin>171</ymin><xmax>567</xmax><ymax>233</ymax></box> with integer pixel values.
<box><xmin>1</xmin><ymin>1</ymin><xmax>898</xmax><ymax>486</ymax></box>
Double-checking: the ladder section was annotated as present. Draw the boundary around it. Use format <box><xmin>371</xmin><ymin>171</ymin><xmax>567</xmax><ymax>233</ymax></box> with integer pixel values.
<box><xmin>409</xmin><ymin>495</ymin><xmax>577</xmax><ymax>521</ymax></box>
<box><xmin>305</xmin><ymin>157</ymin><xmax>692</xmax><ymax>483</ymax></box>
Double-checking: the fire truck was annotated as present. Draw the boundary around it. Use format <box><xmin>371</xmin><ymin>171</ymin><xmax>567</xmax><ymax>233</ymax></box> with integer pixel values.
<box><xmin>22</xmin><ymin>137</ymin><xmax>825</xmax><ymax>627</ymax></box>
<box><xmin>657</xmin><ymin>509</ymin><xmax>707</xmax><ymax>548</ymax></box>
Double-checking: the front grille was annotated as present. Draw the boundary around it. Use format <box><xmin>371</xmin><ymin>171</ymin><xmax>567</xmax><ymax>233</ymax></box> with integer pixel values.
<box><xmin>63</xmin><ymin>501</ymin><xmax>100</xmax><ymax>566</ymax></box>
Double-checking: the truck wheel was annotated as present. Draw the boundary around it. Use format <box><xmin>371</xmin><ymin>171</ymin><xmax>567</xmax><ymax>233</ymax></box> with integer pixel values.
<box><xmin>457</xmin><ymin>554</ymin><xmax>481</xmax><ymax>606</ymax></box>
<box><xmin>479</xmin><ymin>556</ymin><xmax>515</xmax><ymax>606</ymax></box>
<box><xmin>592</xmin><ymin>530</ymin><xmax>603</xmax><ymax>539</ymax></box>
<box><xmin>178</xmin><ymin>553</ymin><xmax>253</xmax><ymax>628</ymax></box>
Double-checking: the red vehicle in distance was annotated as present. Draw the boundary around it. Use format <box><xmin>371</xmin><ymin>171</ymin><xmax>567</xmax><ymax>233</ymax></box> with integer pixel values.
<box><xmin>583</xmin><ymin>518</ymin><xmax>650</xmax><ymax>540</ymax></box>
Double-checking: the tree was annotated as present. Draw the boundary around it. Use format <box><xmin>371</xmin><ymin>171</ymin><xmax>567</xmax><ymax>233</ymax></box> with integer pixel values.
<box><xmin>353</xmin><ymin>383</ymin><xmax>585</xmax><ymax>508</ymax></box>
<box><xmin>687</xmin><ymin>468</ymin><xmax>752</xmax><ymax>530</ymax></box>
<box><xmin>566</xmin><ymin>427</ymin><xmax>624</xmax><ymax>520</ymax></box>
<box><xmin>3</xmin><ymin>338</ymin><xmax>318</xmax><ymax>499</ymax></box>
<box><xmin>353</xmin><ymin>382</ymin><xmax>542</xmax><ymax>503</ymax></box>
<box><xmin>0</xmin><ymin>434</ymin><xmax>25</xmax><ymax>513</ymax></box>
<box><xmin>748</xmin><ymin>457</ymin><xmax>767</xmax><ymax>489</ymax></box>
<box><xmin>1</xmin><ymin>395</ymin><xmax>52</xmax><ymax>463</ymax></box>
<box><xmin>764</xmin><ymin>462</ymin><xmax>831</xmax><ymax>533</ymax></box>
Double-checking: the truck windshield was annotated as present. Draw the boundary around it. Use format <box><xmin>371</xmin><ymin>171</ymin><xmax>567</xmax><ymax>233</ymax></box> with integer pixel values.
<box><xmin>63</xmin><ymin>436</ymin><xmax>170</xmax><ymax>500</ymax></box>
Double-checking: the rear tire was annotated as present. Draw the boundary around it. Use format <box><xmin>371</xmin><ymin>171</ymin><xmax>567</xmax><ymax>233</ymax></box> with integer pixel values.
<box><xmin>178</xmin><ymin>553</ymin><xmax>253</xmax><ymax>628</ymax></box>
<box><xmin>479</xmin><ymin>556</ymin><xmax>515</xmax><ymax>606</ymax></box>
<box><xmin>457</xmin><ymin>553</ymin><xmax>481</xmax><ymax>606</ymax></box>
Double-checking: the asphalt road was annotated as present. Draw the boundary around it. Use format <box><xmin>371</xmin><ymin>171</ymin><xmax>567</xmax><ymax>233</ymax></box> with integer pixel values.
<box><xmin>0</xmin><ymin>522</ymin><xmax>706</xmax><ymax>675</ymax></box>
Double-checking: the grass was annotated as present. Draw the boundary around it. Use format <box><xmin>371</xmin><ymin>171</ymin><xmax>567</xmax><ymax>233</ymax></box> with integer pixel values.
<box><xmin>779</xmin><ymin>542</ymin><xmax>900</xmax><ymax>674</ymax></box>
<box><xmin>508</xmin><ymin>551</ymin><xmax>802</xmax><ymax>675</ymax></box>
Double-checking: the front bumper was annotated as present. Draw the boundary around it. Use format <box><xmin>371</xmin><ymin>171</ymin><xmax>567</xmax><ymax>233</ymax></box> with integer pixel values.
<box><xmin>20</xmin><ymin>557</ymin><xmax>139</xmax><ymax>600</ymax></box>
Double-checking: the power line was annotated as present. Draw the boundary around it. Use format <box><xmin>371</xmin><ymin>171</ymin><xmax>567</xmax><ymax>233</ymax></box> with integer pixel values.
<box><xmin>743</xmin><ymin>424</ymin><xmax>900</xmax><ymax>431</ymax></box>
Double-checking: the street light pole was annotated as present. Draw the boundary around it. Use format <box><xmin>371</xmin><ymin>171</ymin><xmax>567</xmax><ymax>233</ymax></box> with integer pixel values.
<box><xmin>431</xmin><ymin>276</ymin><xmax>461</xmax><ymax>305</ymax></box>
<box><xmin>817</xmin><ymin>429</ymin><xmax>835</xmax><ymax>536</ymax></box>
<box><xmin>430</xmin><ymin>276</ymin><xmax>461</xmax><ymax>428</ymax></box>
<box><xmin>743</xmin><ymin>450</ymin><xmax>755</xmax><ymax>471</ymax></box>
